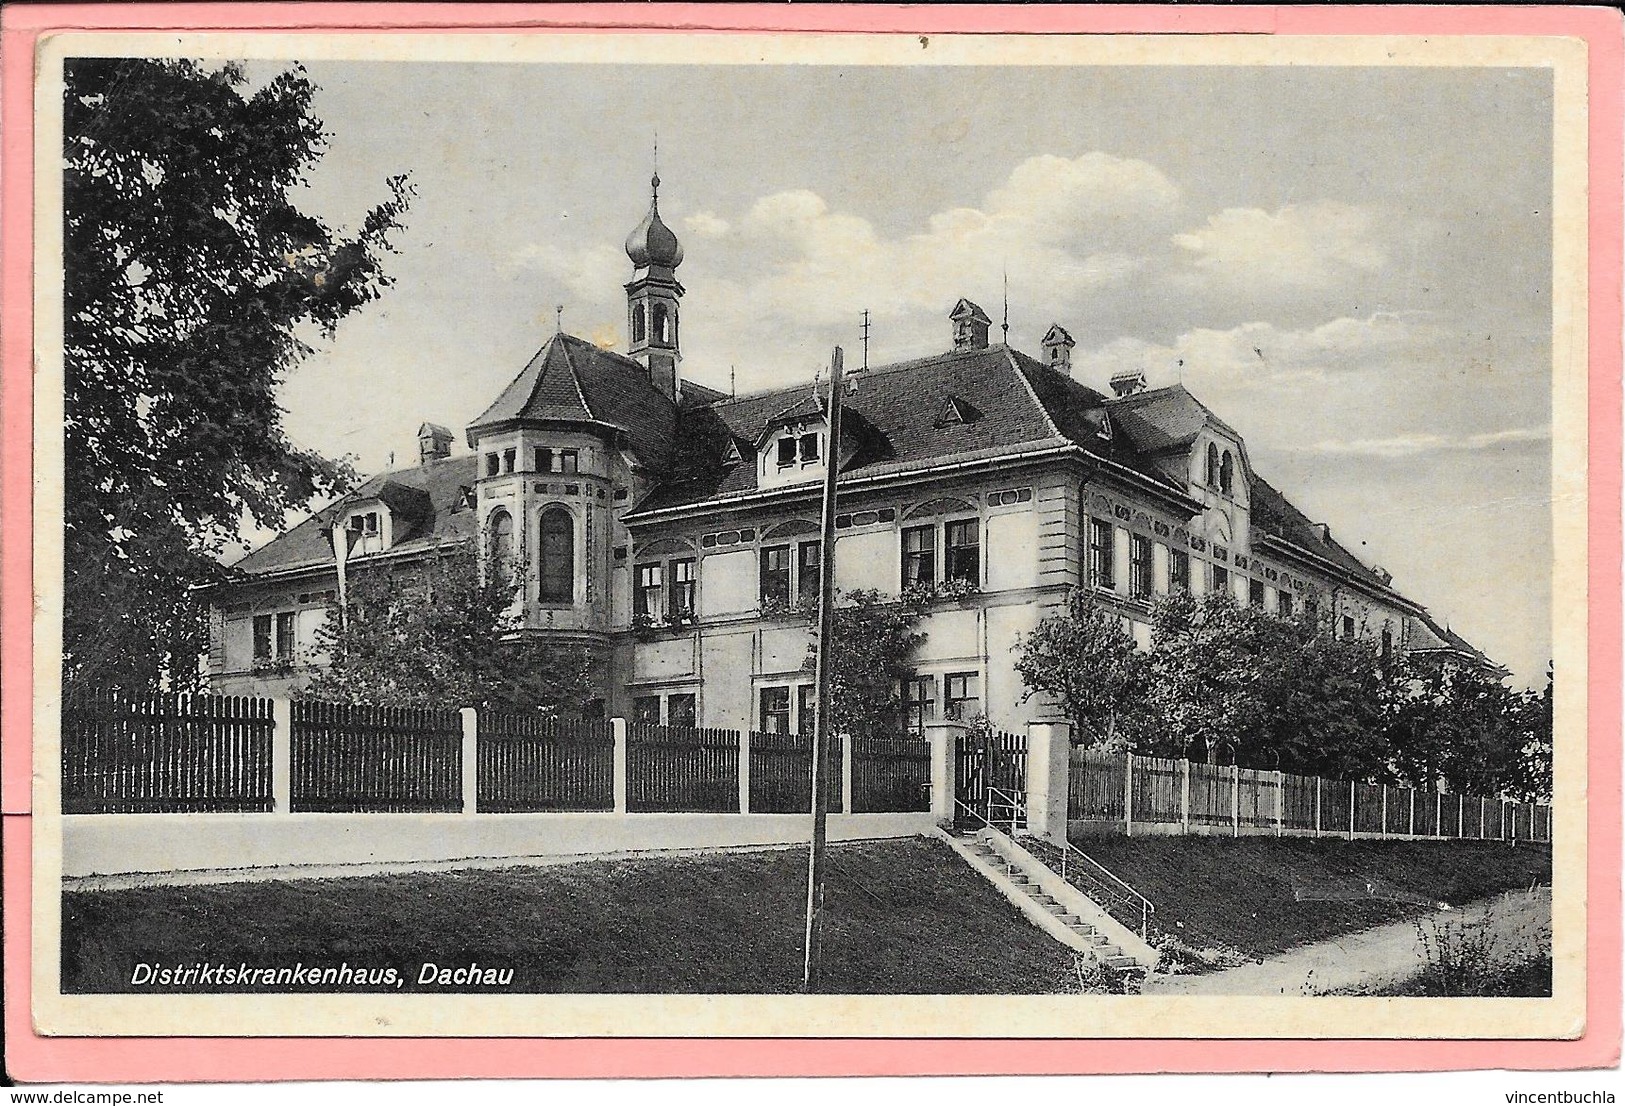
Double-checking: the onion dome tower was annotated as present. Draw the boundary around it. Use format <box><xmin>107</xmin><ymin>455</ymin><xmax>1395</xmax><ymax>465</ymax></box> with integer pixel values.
<box><xmin>625</xmin><ymin>173</ymin><xmax>685</xmax><ymax>400</ymax></box>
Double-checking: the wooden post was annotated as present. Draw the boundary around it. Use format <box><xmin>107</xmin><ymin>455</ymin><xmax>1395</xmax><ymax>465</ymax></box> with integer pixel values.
<box><xmin>1479</xmin><ymin>796</ymin><xmax>1487</xmax><ymax>840</ymax></box>
<box><xmin>1314</xmin><ymin>775</ymin><xmax>1322</xmax><ymax>837</ymax></box>
<box><xmin>1348</xmin><ymin>779</ymin><xmax>1356</xmax><ymax>841</ymax></box>
<box><xmin>1180</xmin><ymin>757</ymin><xmax>1191</xmax><ymax>835</ymax></box>
<box><xmin>738</xmin><ymin>731</ymin><xmax>752</xmax><ymax>814</ymax></box>
<box><xmin>1123</xmin><ymin>750</ymin><xmax>1135</xmax><ymax>838</ymax></box>
<box><xmin>1275</xmin><ymin>770</ymin><xmax>1285</xmax><ymax>836</ymax></box>
<box><xmin>1230</xmin><ymin>762</ymin><xmax>1239</xmax><ymax>837</ymax></box>
<box><xmin>611</xmin><ymin>717</ymin><xmax>628</xmax><ymax>814</ymax></box>
<box><xmin>1380</xmin><ymin>785</ymin><xmax>1388</xmax><ymax>839</ymax></box>
<box><xmin>271</xmin><ymin>697</ymin><xmax>292</xmax><ymax>814</ymax></box>
<box><xmin>459</xmin><ymin>707</ymin><xmax>478</xmax><ymax>815</ymax></box>
<box><xmin>1407</xmin><ymin>788</ymin><xmax>1415</xmax><ymax>838</ymax></box>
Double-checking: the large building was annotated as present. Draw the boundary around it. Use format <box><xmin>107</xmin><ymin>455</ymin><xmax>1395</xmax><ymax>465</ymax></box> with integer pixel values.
<box><xmin>207</xmin><ymin>176</ymin><xmax>1502</xmax><ymax>729</ymax></box>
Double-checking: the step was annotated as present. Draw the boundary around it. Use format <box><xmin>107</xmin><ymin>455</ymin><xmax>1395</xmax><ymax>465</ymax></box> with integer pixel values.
<box><xmin>1104</xmin><ymin>955</ymin><xmax>1140</xmax><ymax>971</ymax></box>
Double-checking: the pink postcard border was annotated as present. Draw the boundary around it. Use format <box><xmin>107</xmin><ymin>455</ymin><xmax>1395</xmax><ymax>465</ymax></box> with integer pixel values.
<box><xmin>1</xmin><ymin>2</ymin><xmax>1619</xmax><ymax>1082</ymax></box>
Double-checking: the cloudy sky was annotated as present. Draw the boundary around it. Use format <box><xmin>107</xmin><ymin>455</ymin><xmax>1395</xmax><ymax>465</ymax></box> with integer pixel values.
<box><xmin>267</xmin><ymin>58</ymin><xmax>1553</xmax><ymax>685</ymax></box>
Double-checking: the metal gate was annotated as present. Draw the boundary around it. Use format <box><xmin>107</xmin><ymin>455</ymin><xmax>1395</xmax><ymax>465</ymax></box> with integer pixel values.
<box><xmin>954</xmin><ymin>729</ymin><xmax>1027</xmax><ymax>829</ymax></box>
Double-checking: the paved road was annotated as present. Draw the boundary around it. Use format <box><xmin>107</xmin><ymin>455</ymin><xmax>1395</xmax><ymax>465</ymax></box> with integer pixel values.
<box><xmin>1141</xmin><ymin>886</ymin><xmax>1551</xmax><ymax>996</ymax></box>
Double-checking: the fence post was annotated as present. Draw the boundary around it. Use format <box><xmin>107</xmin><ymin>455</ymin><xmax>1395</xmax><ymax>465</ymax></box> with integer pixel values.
<box><xmin>271</xmin><ymin>697</ymin><xmax>292</xmax><ymax>815</ymax></box>
<box><xmin>611</xmin><ymin>717</ymin><xmax>628</xmax><ymax>814</ymax></box>
<box><xmin>1348</xmin><ymin>779</ymin><xmax>1356</xmax><ymax>841</ymax></box>
<box><xmin>1407</xmin><ymin>788</ymin><xmax>1415</xmax><ymax>838</ymax></box>
<box><xmin>1313</xmin><ymin>775</ymin><xmax>1322</xmax><ymax>837</ymax></box>
<box><xmin>1274</xmin><ymin>770</ymin><xmax>1285</xmax><ymax>836</ymax></box>
<box><xmin>459</xmin><ymin>707</ymin><xmax>478</xmax><ymax>815</ymax></box>
<box><xmin>840</xmin><ymin>732</ymin><xmax>854</xmax><ymax>816</ymax></box>
<box><xmin>922</xmin><ymin>720</ymin><xmax>966</xmax><ymax>827</ymax></box>
<box><xmin>1380</xmin><ymin>785</ymin><xmax>1389</xmax><ymax>840</ymax></box>
<box><xmin>1025</xmin><ymin>719</ymin><xmax>1071</xmax><ymax>841</ymax></box>
<box><xmin>1180</xmin><ymin>757</ymin><xmax>1192</xmax><ymax>835</ymax></box>
<box><xmin>1231</xmin><ymin>762</ymin><xmax>1239</xmax><ymax>837</ymax></box>
<box><xmin>738</xmin><ymin>731</ymin><xmax>752</xmax><ymax>815</ymax></box>
<box><xmin>1124</xmin><ymin>750</ymin><xmax>1135</xmax><ymax>838</ymax></box>
<box><xmin>1479</xmin><ymin>796</ymin><xmax>1486</xmax><ymax>840</ymax></box>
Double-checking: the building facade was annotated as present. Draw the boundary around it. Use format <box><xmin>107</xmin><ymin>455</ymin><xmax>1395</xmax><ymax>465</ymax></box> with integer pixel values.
<box><xmin>207</xmin><ymin>178</ymin><xmax>1501</xmax><ymax>729</ymax></box>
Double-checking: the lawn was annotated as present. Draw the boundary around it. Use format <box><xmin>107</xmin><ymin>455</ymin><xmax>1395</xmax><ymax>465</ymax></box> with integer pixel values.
<box><xmin>63</xmin><ymin>837</ymin><xmax>1086</xmax><ymax>994</ymax></box>
<box><xmin>1068</xmin><ymin>834</ymin><xmax>1552</xmax><ymax>958</ymax></box>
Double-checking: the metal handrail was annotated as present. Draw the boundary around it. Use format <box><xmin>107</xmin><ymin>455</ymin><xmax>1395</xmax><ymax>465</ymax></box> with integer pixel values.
<box><xmin>986</xmin><ymin>785</ymin><xmax>1025</xmax><ymax>837</ymax></box>
<box><xmin>1055</xmin><ymin>838</ymin><xmax>1155</xmax><ymax>942</ymax></box>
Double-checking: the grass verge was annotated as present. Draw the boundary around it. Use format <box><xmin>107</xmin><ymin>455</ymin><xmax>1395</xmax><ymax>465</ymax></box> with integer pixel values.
<box><xmin>64</xmin><ymin>837</ymin><xmax>1089</xmax><ymax>994</ymax></box>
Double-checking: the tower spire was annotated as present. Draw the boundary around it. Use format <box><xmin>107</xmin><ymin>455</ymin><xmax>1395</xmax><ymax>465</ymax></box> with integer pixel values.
<box><xmin>1002</xmin><ymin>267</ymin><xmax>1010</xmax><ymax>343</ymax></box>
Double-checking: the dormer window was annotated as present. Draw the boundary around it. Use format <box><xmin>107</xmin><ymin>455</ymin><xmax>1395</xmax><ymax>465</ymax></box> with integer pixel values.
<box><xmin>799</xmin><ymin>433</ymin><xmax>820</xmax><ymax>464</ymax></box>
<box><xmin>347</xmin><ymin>511</ymin><xmax>379</xmax><ymax>536</ymax></box>
<box><xmin>1220</xmin><ymin>451</ymin><xmax>1235</xmax><ymax>495</ymax></box>
<box><xmin>776</xmin><ymin>438</ymin><xmax>796</xmax><ymax>468</ymax></box>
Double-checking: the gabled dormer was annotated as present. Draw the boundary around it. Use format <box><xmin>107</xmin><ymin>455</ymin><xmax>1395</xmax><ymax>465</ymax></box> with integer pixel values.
<box><xmin>332</xmin><ymin>480</ymin><xmax>432</xmax><ymax>557</ymax></box>
<box><xmin>755</xmin><ymin>392</ymin><xmax>830</xmax><ymax>489</ymax></box>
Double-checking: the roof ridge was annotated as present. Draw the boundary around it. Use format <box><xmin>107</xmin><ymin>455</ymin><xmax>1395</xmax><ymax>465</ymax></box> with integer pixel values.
<box><xmin>704</xmin><ymin>346</ymin><xmax>996</xmax><ymax>408</ymax></box>
<box><xmin>550</xmin><ymin>334</ymin><xmax>596</xmax><ymax>420</ymax></box>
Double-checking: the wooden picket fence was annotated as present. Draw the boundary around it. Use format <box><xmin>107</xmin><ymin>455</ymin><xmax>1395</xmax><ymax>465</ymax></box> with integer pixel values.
<box><xmin>477</xmin><ymin>711</ymin><xmax>614</xmax><ymax>812</ymax></box>
<box><xmin>290</xmin><ymin>700</ymin><xmax>462</xmax><ymax>813</ymax></box>
<box><xmin>1067</xmin><ymin>748</ymin><xmax>1553</xmax><ymax>843</ymax></box>
<box><xmin>748</xmin><ymin>731</ymin><xmax>844</xmax><ymax>814</ymax></box>
<box><xmin>61</xmin><ymin>691</ymin><xmax>274</xmax><ymax>814</ymax></box>
<box><xmin>851</xmin><ymin>735</ymin><xmax>932</xmax><ymax>813</ymax></box>
<box><xmin>626</xmin><ymin>724</ymin><xmax>739</xmax><ymax>813</ymax></box>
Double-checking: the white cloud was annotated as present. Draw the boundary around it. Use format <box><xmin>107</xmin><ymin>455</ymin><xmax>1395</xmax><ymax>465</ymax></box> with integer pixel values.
<box><xmin>1302</xmin><ymin>426</ymin><xmax>1551</xmax><ymax>458</ymax></box>
<box><xmin>1172</xmin><ymin>201</ymin><xmax>1389</xmax><ymax>290</ymax></box>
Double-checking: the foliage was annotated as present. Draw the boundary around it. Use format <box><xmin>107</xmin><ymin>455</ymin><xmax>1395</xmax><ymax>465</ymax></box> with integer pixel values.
<box><xmin>1391</xmin><ymin>659</ymin><xmax>1552</xmax><ymax>801</ymax></box>
<box><xmin>1014</xmin><ymin>588</ymin><xmax>1149</xmax><ymax>748</ymax></box>
<box><xmin>62</xmin><ymin>57</ymin><xmax>412</xmax><ymax>695</ymax></box>
<box><xmin>303</xmin><ymin>544</ymin><xmax>601</xmax><ymax>714</ymax></box>
<box><xmin>821</xmin><ymin>587</ymin><xmax>932</xmax><ymax>739</ymax></box>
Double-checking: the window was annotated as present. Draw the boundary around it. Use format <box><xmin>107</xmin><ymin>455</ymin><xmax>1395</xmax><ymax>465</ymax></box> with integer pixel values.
<box><xmin>502</xmin><ymin>448</ymin><xmax>516</xmax><ymax>474</ymax></box>
<box><xmin>1381</xmin><ymin>626</ymin><xmax>1394</xmax><ymax>663</ymax></box>
<box><xmin>798</xmin><ymin>433</ymin><xmax>820</xmax><ymax>464</ymax></box>
<box><xmin>538</xmin><ymin>507</ymin><xmax>574</xmax><ymax>604</ymax></box>
<box><xmin>252</xmin><ymin>614</ymin><xmax>273</xmax><ymax>662</ymax></box>
<box><xmin>485</xmin><ymin>453</ymin><xmax>499</xmax><ymax>477</ymax></box>
<box><xmin>797</xmin><ymin>541</ymin><xmax>822</xmax><ymax>602</ymax></box>
<box><xmin>775</xmin><ymin>438</ymin><xmax>797</xmax><ymax>469</ymax></box>
<box><xmin>1305</xmin><ymin>596</ymin><xmax>1320</xmax><ymax>629</ymax></box>
<box><xmin>275</xmin><ymin>612</ymin><xmax>296</xmax><ymax>661</ymax></box>
<box><xmin>635</xmin><ymin>562</ymin><xmax>664</xmax><ymax>620</ymax></box>
<box><xmin>1211</xmin><ymin>564</ymin><xmax>1229</xmax><ymax>597</ymax></box>
<box><xmin>902</xmin><ymin>525</ymin><xmax>937</xmax><ymax>589</ymax></box>
<box><xmin>759</xmin><ymin>686</ymin><xmax>791</xmax><ymax>734</ymax></box>
<box><xmin>1206</xmin><ymin>443</ymin><xmax>1220</xmax><ymax>487</ymax></box>
<box><xmin>944</xmin><ymin>672</ymin><xmax>981</xmax><ymax>722</ymax></box>
<box><xmin>1170</xmin><ymin>548</ymin><xmax>1191</xmax><ymax>593</ymax></box>
<box><xmin>902</xmin><ymin>675</ymin><xmax>937</xmax><ymax>734</ymax></box>
<box><xmin>633</xmin><ymin>695</ymin><xmax>662</xmax><ymax>726</ymax></box>
<box><xmin>945</xmin><ymin>519</ymin><xmax>980</xmax><ymax>584</ymax></box>
<box><xmin>652</xmin><ymin>303</ymin><xmax>670</xmax><ymax>345</ymax></box>
<box><xmin>535</xmin><ymin>447</ymin><xmax>551</xmax><ymax>473</ymax></box>
<box><xmin>1129</xmin><ymin>534</ymin><xmax>1152</xmax><ymax>598</ymax></box>
<box><xmin>1342</xmin><ymin>614</ymin><xmax>1357</xmax><ymax>639</ymax></box>
<box><xmin>668</xmin><ymin>693</ymin><xmax>697</xmax><ymax>728</ymax></box>
<box><xmin>488</xmin><ymin>509</ymin><xmax>515</xmax><ymax>583</ymax></box>
<box><xmin>1248</xmin><ymin>578</ymin><xmax>1265</xmax><ymax>608</ymax></box>
<box><xmin>1278</xmin><ymin>590</ymin><xmax>1294</xmax><ymax>618</ymax></box>
<box><xmin>1088</xmin><ymin>518</ymin><xmax>1115</xmax><ymax>589</ymax></box>
<box><xmin>1220</xmin><ymin>451</ymin><xmax>1235</xmax><ymax>495</ymax></box>
<box><xmin>797</xmin><ymin>685</ymin><xmax>817</xmax><ymax>736</ymax></box>
<box><xmin>760</xmin><ymin>545</ymin><xmax>792</xmax><ymax>607</ymax></box>
<box><xmin>669</xmin><ymin>558</ymin><xmax>695</xmax><ymax>619</ymax></box>
<box><xmin>632</xmin><ymin>302</ymin><xmax>646</xmax><ymax>343</ymax></box>
<box><xmin>557</xmin><ymin>450</ymin><xmax>578</xmax><ymax>474</ymax></box>
<box><xmin>347</xmin><ymin>511</ymin><xmax>379</xmax><ymax>536</ymax></box>
<box><xmin>535</xmin><ymin>448</ymin><xmax>579</xmax><ymax>474</ymax></box>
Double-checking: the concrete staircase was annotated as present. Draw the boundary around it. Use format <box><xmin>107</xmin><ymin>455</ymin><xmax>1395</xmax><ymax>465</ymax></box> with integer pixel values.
<box><xmin>939</xmin><ymin>826</ymin><xmax>1158</xmax><ymax>984</ymax></box>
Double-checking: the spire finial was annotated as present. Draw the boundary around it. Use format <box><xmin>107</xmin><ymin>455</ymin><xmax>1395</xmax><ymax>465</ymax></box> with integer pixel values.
<box><xmin>1002</xmin><ymin>266</ymin><xmax>1010</xmax><ymax>343</ymax></box>
<box><xmin>556</xmin><ymin>304</ymin><xmax>563</xmax><ymax>334</ymax></box>
<box><xmin>651</xmin><ymin>133</ymin><xmax>660</xmax><ymax>203</ymax></box>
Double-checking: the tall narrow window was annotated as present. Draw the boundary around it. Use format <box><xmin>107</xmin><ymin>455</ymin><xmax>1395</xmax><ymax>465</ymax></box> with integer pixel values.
<box><xmin>275</xmin><ymin>611</ymin><xmax>296</xmax><ymax>661</ymax></box>
<box><xmin>902</xmin><ymin>525</ymin><xmax>937</xmax><ymax>589</ymax></box>
<box><xmin>1342</xmin><ymin>614</ymin><xmax>1357</xmax><ymax>640</ymax></box>
<box><xmin>1211</xmin><ymin>564</ymin><xmax>1229</xmax><ymax>598</ymax></box>
<box><xmin>944</xmin><ymin>672</ymin><xmax>981</xmax><ymax>721</ymax></box>
<box><xmin>485</xmin><ymin>453</ymin><xmax>500</xmax><ymax>477</ymax></box>
<box><xmin>1088</xmin><ymin>518</ymin><xmax>1115</xmax><ymax>589</ymax></box>
<box><xmin>1129</xmin><ymin>533</ymin><xmax>1152</xmax><ymax>598</ymax></box>
<box><xmin>760</xmin><ymin>545</ymin><xmax>791</xmax><ymax>607</ymax></box>
<box><xmin>558</xmin><ymin>450</ymin><xmax>579</xmax><ymax>474</ymax></box>
<box><xmin>652</xmin><ymin>303</ymin><xmax>669</xmax><ymax>345</ymax></box>
<box><xmin>797</xmin><ymin>685</ymin><xmax>816</xmax><ymax>736</ymax></box>
<box><xmin>668</xmin><ymin>693</ymin><xmax>697</xmax><ymax>728</ymax></box>
<box><xmin>1206</xmin><ymin>443</ymin><xmax>1221</xmax><ymax>487</ymax></box>
<box><xmin>632</xmin><ymin>302</ymin><xmax>646</xmax><ymax>343</ymax></box>
<box><xmin>775</xmin><ymin>438</ymin><xmax>797</xmax><ymax>469</ymax></box>
<box><xmin>488</xmin><ymin>509</ymin><xmax>515</xmax><ymax>585</ymax></box>
<box><xmin>1381</xmin><ymin>626</ymin><xmax>1394</xmax><ymax>664</ymax></box>
<box><xmin>633</xmin><ymin>695</ymin><xmax>661</xmax><ymax>726</ymax></box>
<box><xmin>635</xmin><ymin>562</ymin><xmax>664</xmax><ymax>620</ymax></box>
<box><xmin>796</xmin><ymin>541</ymin><xmax>821</xmax><ymax>602</ymax></box>
<box><xmin>945</xmin><ymin>519</ymin><xmax>980</xmax><ymax>584</ymax></box>
<box><xmin>1170</xmin><ymin>548</ymin><xmax>1191</xmax><ymax>593</ymax></box>
<box><xmin>252</xmin><ymin>614</ymin><xmax>273</xmax><ymax>662</ymax></box>
<box><xmin>669</xmin><ymin>558</ymin><xmax>696</xmax><ymax>618</ymax></box>
<box><xmin>902</xmin><ymin>675</ymin><xmax>937</xmax><ymax>734</ymax></box>
<box><xmin>538</xmin><ymin>507</ymin><xmax>574</xmax><ymax>604</ymax></box>
<box><xmin>502</xmin><ymin>448</ymin><xmax>516</xmax><ymax>474</ymax></box>
<box><xmin>1305</xmin><ymin>595</ymin><xmax>1321</xmax><ymax>630</ymax></box>
<box><xmin>534</xmin><ymin>447</ymin><xmax>553</xmax><ymax>473</ymax></box>
<box><xmin>1220</xmin><ymin>451</ymin><xmax>1235</xmax><ymax>495</ymax></box>
<box><xmin>798</xmin><ymin>433</ymin><xmax>820</xmax><ymax>464</ymax></box>
<box><xmin>1277</xmin><ymin>590</ymin><xmax>1294</xmax><ymax>618</ymax></box>
<box><xmin>759</xmin><ymin>686</ymin><xmax>791</xmax><ymax>734</ymax></box>
<box><xmin>1248</xmin><ymin>578</ymin><xmax>1265</xmax><ymax>608</ymax></box>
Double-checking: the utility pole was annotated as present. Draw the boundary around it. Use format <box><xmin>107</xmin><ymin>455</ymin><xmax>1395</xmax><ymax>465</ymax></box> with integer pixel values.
<box><xmin>802</xmin><ymin>345</ymin><xmax>844</xmax><ymax>993</ymax></box>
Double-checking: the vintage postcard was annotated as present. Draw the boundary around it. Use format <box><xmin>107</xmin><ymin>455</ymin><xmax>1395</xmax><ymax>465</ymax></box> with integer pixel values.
<box><xmin>4</xmin><ymin>3</ymin><xmax>1618</xmax><ymax>1081</ymax></box>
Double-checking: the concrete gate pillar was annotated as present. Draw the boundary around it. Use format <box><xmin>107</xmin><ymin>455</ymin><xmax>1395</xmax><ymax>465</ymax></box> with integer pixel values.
<box><xmin>922</xmin><ymin>720</ymin><xmax>968</xmax><ymax>827</ymax></box>
<box><xmin>1025</xmin><ymin>719</ymin><xmax>1072</xmax><ymax>842</ymax></box>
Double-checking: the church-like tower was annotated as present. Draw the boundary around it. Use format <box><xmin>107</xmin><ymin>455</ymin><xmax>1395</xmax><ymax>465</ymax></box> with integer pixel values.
<box><xmin>624</xmin><ymin>173</ymin><xmax>685</xmax><ymax>401</ymax></box>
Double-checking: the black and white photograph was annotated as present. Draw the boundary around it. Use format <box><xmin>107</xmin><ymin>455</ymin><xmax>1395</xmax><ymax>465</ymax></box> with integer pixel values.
<box><xmin>32</xmin><ymin>29</ymin><xmax>1587</xmax><ymax>1040</ymax></box>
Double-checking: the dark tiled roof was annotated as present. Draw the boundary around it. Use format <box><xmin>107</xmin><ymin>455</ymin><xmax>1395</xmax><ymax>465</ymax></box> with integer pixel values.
<box><xmin>1249</xmin><ymin>475</ymin><xmax>1391</xmax><ymax>592</ymax></box>
<box><xmin>1106</xmin><ymin>385</ymin><xmax>1221</xmax><ymax>453</ymax></box>
<box><xmin>1410</xmin><ymin>613</ymin><xmax>1507</xmax><ymax>674</ymax></box>
<box><xmin>467</xmin><ymin>333</ymin><xmax>677</xmax><ymax>469</ymax></box>
<box><xmin>230</xmin><ymin>454</ymin><xmax>479</xmax><ymax>577</ymax></box>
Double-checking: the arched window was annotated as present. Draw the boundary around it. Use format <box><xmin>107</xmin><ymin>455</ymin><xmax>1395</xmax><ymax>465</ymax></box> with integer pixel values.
<box><xmin>488</xmin><ymin>509</ymin><xmax>514</xmax><ymax>585</ymax></box>
<box><xmin>1206</xmin><ymin>443</ymin><xmax>1220</xmax><ymax>487</ymax></box>
<box><xmin>632</xmin><ymin>302</ymin><xmax>646</xmax><ymax>343</ymax></box>
<box><xmin>652</xmin><ymin>303</ymin><xmax>669</xmax><ymax>345</ymax></box>
<box><xmin>539</xmin><ymin>506</ymin><xmax>575</xmax><ymax>604</ymax></box>
<box><xmin>1220</xmin><ymin>451</ymin><xmax>1235</xmax><ymax>495</ymax></box>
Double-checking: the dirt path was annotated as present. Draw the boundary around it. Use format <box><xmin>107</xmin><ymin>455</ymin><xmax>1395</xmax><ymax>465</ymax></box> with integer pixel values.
<box><xmin>1141</xmin><ymin>886</ymin><xmax>1551</xmax><ymax>996</ymax></box>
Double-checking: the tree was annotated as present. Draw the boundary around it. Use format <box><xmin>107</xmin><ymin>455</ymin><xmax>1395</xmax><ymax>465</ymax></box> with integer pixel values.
<box><xmin>824</xmin><ymin>588</ymin><xmax>931</xmax><ymax>739</ymax></box>
<box><xmin>62</xmin><ymin>58</ymin><xmax>412</xmax><ymax>695</ymax></box>
<box><xmin>1013</xmin><ymin>588</ymin><xmax>1150</xmax><ymax>748</ymax></box>
<box><xmin>303</xmin><ymin>544</ymin><xmax>602</xmax><ymax>713</ymax></box>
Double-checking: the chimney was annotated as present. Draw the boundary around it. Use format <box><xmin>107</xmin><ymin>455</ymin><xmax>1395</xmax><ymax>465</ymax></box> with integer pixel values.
<box><xmin>1041</xmin><ymin>324</ymin><xmax>1075</xmax><ymax>374</ymax></box>
<box><xmin>1108</xmin><ymin>368</ymin><xmax>1148</xmax><ymax>397</ymax></box>
<box><xmin>949</xmin><ymin>297</ymin><xmax>991</xmax><ymax>351</ymax></box>
<box><xmin>417</xmin><ymin>422</ymin><xmax>454</xmax><ymax>464</ymax></box>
